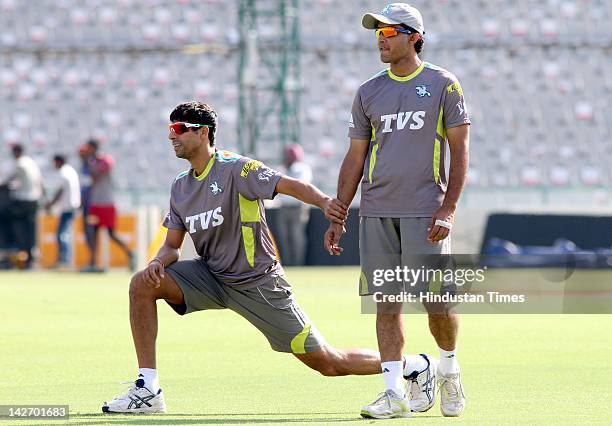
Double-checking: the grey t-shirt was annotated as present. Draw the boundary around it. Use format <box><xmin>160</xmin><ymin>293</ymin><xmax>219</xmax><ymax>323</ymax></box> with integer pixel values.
<box><xmin>163</xmin><ymin>150</ymin><xmax>284</xmax><ymax>287</ymax></box>
<box><xmin>348</xmin><ymin>62</ymin><xmax>471</xmax><ymax>217</ymax></box>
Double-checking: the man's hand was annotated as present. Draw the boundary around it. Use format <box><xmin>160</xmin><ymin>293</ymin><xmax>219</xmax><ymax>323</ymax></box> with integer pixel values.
<box><xmin>143</xmin><ymin>258</ymin><xmax>165</xmax><ymax>288</ymax></box>
<box><xmin>324</xmin><ymin>222</ymin><xmax>346</xmax><ymax>255</ymax></box>
<box><xmin>427</xmin><ymin>206</ymin><xmax>455</xmax><ymax>243</ymax></box>
<box><xmin>321</xmin><ymin>197</ymin><xmax>348</xmax><ymax>225</ymax></box>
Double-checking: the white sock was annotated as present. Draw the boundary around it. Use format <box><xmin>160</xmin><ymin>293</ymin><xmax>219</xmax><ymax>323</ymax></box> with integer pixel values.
<box><xmin>381</xmin><ymin>361</ymin><xmax>405</xmax><ymax>397</ymax></box>
<box><xmin>403</xmin><ymin>354</ymin><xmax>428</xmax><ymax>377</ymax></box>
<box><xmin>438</xmin><ymin>347</ymin><xmax>459</xmax><ymax>376</ymax></box>
<box><xmin>138</xmin><ymin>368</ymin><xmax>160</xmax><ymax>394</ymax></box>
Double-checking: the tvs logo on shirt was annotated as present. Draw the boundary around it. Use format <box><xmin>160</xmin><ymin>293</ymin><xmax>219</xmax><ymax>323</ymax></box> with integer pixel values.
<box><xmin>185</xmin><ymin>207</ymin><xmax>224</xmax><ymax>233</ymax></box>
<box><xmin>380</xmin><ymin>111</ymin><xmax>426</xmax><ymax>133</ymax></box>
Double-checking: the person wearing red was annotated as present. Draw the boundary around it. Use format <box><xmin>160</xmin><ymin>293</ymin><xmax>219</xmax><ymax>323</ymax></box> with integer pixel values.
<box><xmin>82</xmin><ymin>139</ymin><xmax>134</xmax><ymax>272</ymax></box>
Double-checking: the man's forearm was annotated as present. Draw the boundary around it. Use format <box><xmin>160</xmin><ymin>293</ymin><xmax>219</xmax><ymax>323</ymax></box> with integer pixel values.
<box><xmin>276</xmin><ymin>177</ymin><xmax>330</xmax><ymax>210</ymax></box>
<box><xmin>151</xmin><ymin>245</ymin><xmax>180</xmax><ymax>267</ymax></box>
<box><xmin>441</xmin><ymin>147</ymin><xmax>469</xmax><ymax>211</ymax></box>
<box><xmin>336</xmin><ymin>153</ymin><xmax>363</xmax><ymax>206</ymax></box>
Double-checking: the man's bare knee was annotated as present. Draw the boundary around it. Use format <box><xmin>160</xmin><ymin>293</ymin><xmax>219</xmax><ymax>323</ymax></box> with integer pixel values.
<box><xmin>427</xmin><ymin>306</ymin><xmax>458</xmax><ymax>319</ymax></box>
<box><xmin>129</xmin><ymin>272</ymin><xmax>157</xmax><ymax>303</ymax></box>
<box><xmin>377</xmin><ymin>312</ymin><xmax>402</xmax><ymax>321</ymax></box>
<box><xmin>377</xmin><ymin>301</ymin><xmax>404</xmax><ymax>316</ymax></box>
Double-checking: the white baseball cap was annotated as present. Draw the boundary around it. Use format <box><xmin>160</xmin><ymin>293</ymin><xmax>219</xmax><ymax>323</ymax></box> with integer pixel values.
<box><xmin>362</xmin><ymin>3</ymin><xmax>425</xmax><ymax>35</ymax></box>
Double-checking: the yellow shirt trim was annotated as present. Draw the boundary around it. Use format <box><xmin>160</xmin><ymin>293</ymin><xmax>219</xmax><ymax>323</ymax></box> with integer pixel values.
<box><xmin>387</xmin><ymin>62</ymin><xmax>426</xmax><ymax>82</ymax></box>
<box><xmin>239</xmin><ymin>194</ymin><xmax>261</xmax><ymax>223</ymax></box>
<box><xmin>241</xmin><ymin>226</ymin><xmax>255</xmax><ymax>268</ymax></box>
<box><xmin>193</xmin><ymin>153</ymin><xmax>216</xmax><ymax>181</ymax></box>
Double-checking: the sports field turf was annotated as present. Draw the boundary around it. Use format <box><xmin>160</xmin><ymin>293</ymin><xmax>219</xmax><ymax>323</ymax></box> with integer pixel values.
<box><xmin>1</xmin><ymin>267</ymin><xmax>611</xmax><ymax>425</ymax></box>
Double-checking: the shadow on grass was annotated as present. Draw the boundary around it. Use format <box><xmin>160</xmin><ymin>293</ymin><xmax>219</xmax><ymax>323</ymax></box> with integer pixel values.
<box><xmin>70</xmin><ymin>412</ymin><xmax>367</xmax><ymax>424</ymax></box>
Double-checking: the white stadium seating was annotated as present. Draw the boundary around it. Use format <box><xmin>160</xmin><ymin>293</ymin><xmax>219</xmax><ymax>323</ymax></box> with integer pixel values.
<box><xmin>0</xmin><ymin>0</ymin><xmax>610</xmax><ymax>196</ymax></box>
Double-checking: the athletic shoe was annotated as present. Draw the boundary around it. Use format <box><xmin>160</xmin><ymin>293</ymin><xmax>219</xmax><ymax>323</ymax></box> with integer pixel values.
<box><xmin>360</xmin><ymin>390</ymin><xmax>411</xmax><ymax>419</ymax></box>
<box><xmin>404</xmin><ymin>353</ymin><xmax>438</xmax><ymax>412</ymax></box>
<box><xmin>102</xmin><ymin>378</ymin><xmax>166</xmax><ymax>414</ymax></box>
<box><xmin>438</xmin><ymin>371</ymin><xmax>465</xmax><ymax>417</ymax></box>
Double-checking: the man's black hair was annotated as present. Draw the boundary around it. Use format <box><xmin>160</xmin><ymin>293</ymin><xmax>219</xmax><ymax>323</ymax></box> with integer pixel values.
<box><xmin>53</xmin><ymin>154</ymin><xmax>66</xmax><ymax>165</ymax></box>
<box><xmin>86</xmin><ymin>138</ymin><xmax>99</xmax><ymax>151</ymax></box>
<box><xmin>11</xmin><ymin>144</ymin><xmax>23</xmax><ymax>156</ymax></box>
<box><xmin>402</xmin><ymin>24</ymin><xmax>424</xmax><ymax>54</ymax></box>
<box><xmin>170</xmin><ymin>101</ymin><xmax>218</xmax><ymax>146</ymax></box>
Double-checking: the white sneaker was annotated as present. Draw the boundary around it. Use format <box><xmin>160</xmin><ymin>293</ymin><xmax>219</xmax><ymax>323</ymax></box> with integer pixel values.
<box><xmin>360</xmin><ymin>390</ymin><xmax>411</xmax><ymax>419</ymax></box>
<box><xmin>404</xmin><ymin>353</ymin><xmax>438</xmax><ymax>412</ymax></box>
<box><xmin>438</xmin><ymin>371</ymin><xmax>465</xmax><ymax>417</ymax></box>
<box><xmin>102</xmin><ymin>378</ymin><xmax>167</xmax><ymax>414</ymax></box>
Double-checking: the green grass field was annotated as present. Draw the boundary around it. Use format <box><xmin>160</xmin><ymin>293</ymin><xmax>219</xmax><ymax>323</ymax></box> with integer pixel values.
<box><xmin>1</xmin><ymin>267</ymin><xmax>611</xmax><ymax>425</ymax></box>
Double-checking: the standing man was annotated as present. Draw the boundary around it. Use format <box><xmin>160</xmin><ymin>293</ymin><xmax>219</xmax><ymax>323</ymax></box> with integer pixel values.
<box><xmin>325</xmin><ymin>3</ymin><xmax>470</xmax><ymax>418</ymax></box>
<box><xmin>45</xmin><ymin>154</ymin><xmax>81</xmax><ymax>268</ymax></box>
<box><xmin>82</xmin><ymin>139</ymin><xmax>134</xmax><ymax>272</ymax></box>
<box><xmin>78</xmin><ymin>143</ymin><xmax>95</xmax><ymax>263</ymax></box>
<box><xmin>3</xmin><ymin>144</ymin><xmax>43</xmax><ymax>269</ymax></box>
<box><xmin>276</xmin><ymin>143</ymin><xmax>313</xmax><ymax>266</ymax></box>
<box><xmin>102</xmin><ymin>101</ymin><xmax>392</xmax><ymax>414</ymax></box>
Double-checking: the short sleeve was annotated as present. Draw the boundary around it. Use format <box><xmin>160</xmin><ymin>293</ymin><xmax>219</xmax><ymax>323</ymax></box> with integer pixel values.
<box><xmin>443</xmin><ymin>77</ymin><xmax>471</xmax><ymax>129</ymax></box>
<box><xmin>162</xmin><ymin>185</ymin><xmax>186</xmax><ymax>230</ymax></box>
<box><xmin>232</xmin><ymin>157</ymin><xmax>282</xmax><ymax>200</ymax></box>
<box><xmin>348</xmin><ymin>88</ymin><xmax>372</xmax><ymax>139</ymax></box>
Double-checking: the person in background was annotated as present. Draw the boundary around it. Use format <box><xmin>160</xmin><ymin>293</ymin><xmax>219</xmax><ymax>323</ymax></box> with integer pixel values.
<box><xmin>276</xmin><ymin>144</ymin><xmax>313</xmax><ymax>266</ymax></box>
<box><xmin>3</xmin><ymin>144</ymin><xmax>43</xmax><ymax>269</ymax></box>
<box><xmin>81</xmin><ymin>139</ymin><xmax>134</xmax><ymax>272</ymax></box>
<box><xmin>45</xmin><ymin>154</ymin><xmax>81</xmax><ymax>268</ymax></box>
<box><xmin>0</xmin><ymin>180</ymin><xmax>12</xmax><ymax>266</ymax></box>
<box><xmin>78</xmin><ymin>143</ymin><xmax>95</xmax><ymax>262</ymax></box>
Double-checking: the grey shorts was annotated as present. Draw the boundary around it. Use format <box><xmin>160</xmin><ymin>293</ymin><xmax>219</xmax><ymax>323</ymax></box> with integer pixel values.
<box><xmin>165</xmin><ymin>259</ymin><xmax>325</xmax><ymax>354</ymax></box>
<box><xmin>359</xmin><ymin>217</ymin><xmax>452</xmax><ymax>296</ymax></box>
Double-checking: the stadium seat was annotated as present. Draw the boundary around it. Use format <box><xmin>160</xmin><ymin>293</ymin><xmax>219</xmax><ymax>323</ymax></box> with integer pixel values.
<box><xmin>581</xmin><ymin>166</ymin><xmax>602</xmax><ymax>186</ymax></box>
<box><xmin>550</xmin><ymin>166</ymin><xmax>570</xmax><ymax>187</ymax></box>
<box><xmin>521</xmin><ymin>166</ymin><xmax>541</xmax><ymax>186</ymax></box>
